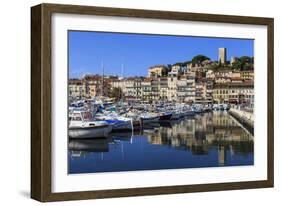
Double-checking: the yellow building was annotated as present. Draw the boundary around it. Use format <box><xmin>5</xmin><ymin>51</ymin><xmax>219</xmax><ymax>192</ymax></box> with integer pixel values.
<box><xmin>148</xmin><ymin>65</ymin><xmax>169</xmax><ymax>78</ymax></box>
<box><xmin>241</xmin><ymin>70</ymin><xmax>254</xmax><ymax>81</ymax></box>
<box><xmin>69</xmin><ymin>79</ymin><xmax>86</xmax><ymax>98</ymax></box>
<box><xmin>213</xmin><ymin>82</ymin><xmax>254</xmax><ymax>105</ymax></box>
<box><xmin>212</xmin><ymin>84</ymin><xmax>229</xmax><ymax>104</ymax></box>
<box><xmin>111</xmin><ymin>78</ymin><xmax>142</xmax><ymax>100</ymax></box>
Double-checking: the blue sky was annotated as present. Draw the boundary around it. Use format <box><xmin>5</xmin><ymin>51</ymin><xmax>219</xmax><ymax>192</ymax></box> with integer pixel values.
<box><xmin>68</xmin><ymin>31</ymin><xmax>254</xmax><ymax>78</ymax></box>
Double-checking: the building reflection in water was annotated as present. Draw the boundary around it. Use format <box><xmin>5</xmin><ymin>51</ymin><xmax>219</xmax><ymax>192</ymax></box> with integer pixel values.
<box><xmin>145</xmin><ymin>112</ymin><xmax>253</xmax><ymax>166</ymax></box>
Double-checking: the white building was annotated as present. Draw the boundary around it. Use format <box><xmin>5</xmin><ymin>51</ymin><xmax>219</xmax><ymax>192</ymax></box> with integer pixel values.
<box><xmin>167</xmin><ymin>72</ymin><xmax>178</xmax><ymax>101</ymax></box>
<box><xmin>176</xmin><ymin>72</ymin><xmax>196</xmax><ymax>103</ymax></box>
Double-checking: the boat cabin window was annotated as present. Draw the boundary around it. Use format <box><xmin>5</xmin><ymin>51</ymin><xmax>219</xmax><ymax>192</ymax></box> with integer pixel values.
<box><xmin>82</xmin><ymin>112</ymin><xmax>93</xmax><ymax>121</ymax></box>
<box><xmin>70</xmin><ymin>113</ymin><xmax>82</xmax><ymax>121</ymax></box>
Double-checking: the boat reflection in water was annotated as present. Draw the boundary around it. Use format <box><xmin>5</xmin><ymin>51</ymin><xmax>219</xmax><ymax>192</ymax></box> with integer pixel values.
<box><xmin>68</xmin><ymin>111</ymin><xmax>253</xmax><ymax>174</ymax></box>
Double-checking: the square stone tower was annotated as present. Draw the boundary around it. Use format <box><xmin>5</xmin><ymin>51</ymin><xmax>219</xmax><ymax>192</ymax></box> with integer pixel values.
<box><xmin>218</xmin><ymin>48</ymin><xmax>227</xmax><ymax>64</ymax></box>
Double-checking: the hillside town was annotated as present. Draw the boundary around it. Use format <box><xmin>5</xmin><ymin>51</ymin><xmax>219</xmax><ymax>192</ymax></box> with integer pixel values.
<box><xmin>69</xmin><ymin>48</ymin><xmax>254</xmax><ymax>108</ymax></box>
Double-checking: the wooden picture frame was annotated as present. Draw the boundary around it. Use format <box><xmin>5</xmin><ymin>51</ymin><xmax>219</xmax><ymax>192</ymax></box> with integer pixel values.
<box><xmin>31</xmin><ymin>3</ymin><xmax>274</xmax><ymax>202</ymax></box>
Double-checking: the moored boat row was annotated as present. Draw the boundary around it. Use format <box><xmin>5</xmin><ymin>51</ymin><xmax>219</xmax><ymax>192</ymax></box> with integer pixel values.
<box><xmin>68</xmin><ymin>100</ymin><xmax>230</xmax><ymax>139</ymax></box>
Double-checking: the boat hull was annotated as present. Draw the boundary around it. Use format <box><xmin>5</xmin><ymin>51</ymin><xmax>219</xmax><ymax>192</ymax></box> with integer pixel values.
<box><xmin>141</xmin><ymin>116</ymin><xmax>160</xmax><ymax>124</ymax></box>
<box><xmin>171</xmin><ymin>113</ymin><xmax>181</xmax><ymax>120</ymax></box>
<box><xmin>69</xmin><ymin>125</ymin><xmax>112</xmax><ymax>139</ymax></box>
<box><xmin>183</xmin><ymin>111</ymin><xmax>195</xmax><ymax>117</ymax></box>
<box><xmin>104</xmin><ymin>120</ymin><xmax>133</xmax><ymax>132</ymax></box>
<box><xmin>159</xmin><ymin>113</ymin><xmax>172</xmax><ymax>121</ymax></box>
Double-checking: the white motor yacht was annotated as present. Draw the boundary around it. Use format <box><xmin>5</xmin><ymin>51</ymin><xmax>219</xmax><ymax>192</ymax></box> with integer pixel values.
<box><xmin>69</xmin><ymin>110</ymin><xmax>112</xmax><ymax>139</ymax></box>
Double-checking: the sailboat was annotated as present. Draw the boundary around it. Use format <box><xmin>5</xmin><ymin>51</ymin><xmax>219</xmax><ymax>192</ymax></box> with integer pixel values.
<box><xmin>95</xmin><ymin>62</ymin><xmax>134</xmax><ymax>132</ymax></box>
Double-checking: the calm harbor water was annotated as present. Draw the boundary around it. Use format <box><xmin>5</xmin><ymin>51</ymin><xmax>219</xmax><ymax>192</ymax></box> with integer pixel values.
<box><xmin>68</xmin><ymin>111</ymin><xmax>254</xmax><ymax>174</ymax></box>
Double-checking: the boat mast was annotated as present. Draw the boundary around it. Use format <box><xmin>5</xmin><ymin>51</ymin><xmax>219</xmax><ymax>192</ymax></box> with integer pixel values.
<box><xmin>80</xmin><ymin>73</ymin><xmax>84</xmax><ymax>100</ymax></box>
<box><xmin>121</xmin><ymin>63</ymin><xmax>124</xmax><ymax>78</ymax></box>
<box><xmin>101</xmin><ymin>60</ymin><xmax>104</xmax><ymax>97</ymax></box>
<box><xmin>120</xmin><ymin>63</ymin><xmax>124</xmax><ymax>101</ymax></box>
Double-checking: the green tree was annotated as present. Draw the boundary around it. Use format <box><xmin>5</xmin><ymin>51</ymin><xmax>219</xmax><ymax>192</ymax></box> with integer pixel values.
<box><xmin>191</xmin><ymin>55</ymin><xmax>210</xmax><ymax>66</ymax></box>
<box><xmin>166</xmin><ymin>64</ymin><xmax>173</xmax><ymax>74</ymax></box>
<box><xmin>208</xmin><ymin>62</ymin><xmax>220</xmax><ymax>71</ymax></box>
<box><xmin>231</xmin><ymin>56</ymin><xmax>254</xmax><ymax>71</ymax></box>
<box><xmin>109</xmin><ymin>87</ymin><xmax>123</xmax><ymax>101</ymax></box>
<box><xmin>240</xmin><ymin>56</ymin><xmax>252</xmax><ymax>64</ymax></box>
<box><xmin>231</xmin><ymin>61</ymin><xmax>242</xmax><ymax>71</ymax></box>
